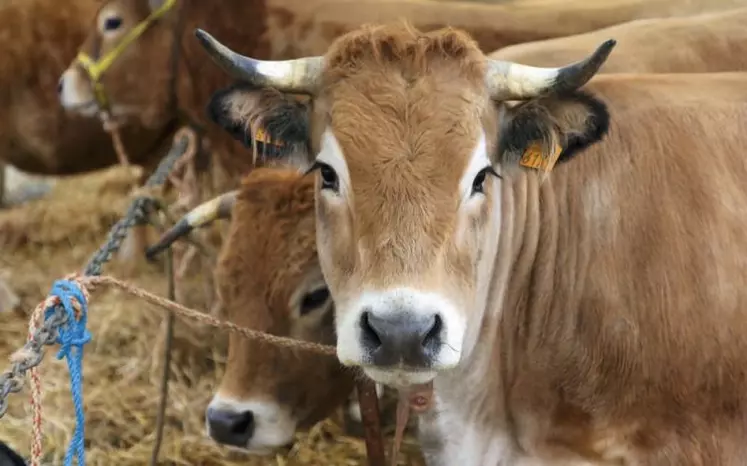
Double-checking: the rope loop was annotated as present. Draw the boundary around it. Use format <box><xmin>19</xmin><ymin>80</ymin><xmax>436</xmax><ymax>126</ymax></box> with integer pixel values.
<box><xmin>43</xmin><ymin>279</ymin><xmax>92</xmax><ymax>466</ymax></box>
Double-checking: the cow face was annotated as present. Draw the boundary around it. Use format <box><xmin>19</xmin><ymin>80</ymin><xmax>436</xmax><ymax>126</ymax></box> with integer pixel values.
<box><xmin>205</xmin><ymin>168</ymin><xmax>355</xmax><ymax>453</ymax></box>
<box><xmin>201</xmin><ymin>24</ymin><xmax>613</xmax><ymax>388</ymax></box>
<box><xmin>58</xmin><ymin>0</ymin><xmax>177</xmax><ymax>128</ymax></box>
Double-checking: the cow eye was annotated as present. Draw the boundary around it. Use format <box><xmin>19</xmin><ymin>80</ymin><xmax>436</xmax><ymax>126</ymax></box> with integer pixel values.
<box><xmin>103</xmin><ymin>17</ymin><xmax>123</xmax><ymax>31</ymax></box>
<box><xmin>318</xmin><ymin>163</ymin><xmax>339</xmax><ymax>191</ymax></box>
<box><xmin>471</xmin><ymin>167</ymin><xmax>490</xmax><ymax>195</ymax></box>
<box><xmin>300</xmin><ymin>287</ymin><xmax>331</xmax><ymax>315</ymax></box>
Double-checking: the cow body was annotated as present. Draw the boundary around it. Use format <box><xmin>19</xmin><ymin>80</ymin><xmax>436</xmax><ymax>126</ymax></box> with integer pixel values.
<box><xmin>417</xmin><ymin>72</ymin><xmax>747</xmax><ymax>466</ymax></box>
<box><xmin>491</xmin><ymin>7</ymin><xmax>747</xmax><ymax>73</ymax></box>
<box><xmin>197</xmin><ymin>24</ymin><xmax>747</xmax><ymax>465</ymax></box>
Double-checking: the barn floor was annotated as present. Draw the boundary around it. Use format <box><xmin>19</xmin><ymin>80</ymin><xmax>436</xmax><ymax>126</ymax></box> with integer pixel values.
<box><xmin>0</xmin><ymin>165</ymin><xmax>424</xmax><ymax>465</ymax></box>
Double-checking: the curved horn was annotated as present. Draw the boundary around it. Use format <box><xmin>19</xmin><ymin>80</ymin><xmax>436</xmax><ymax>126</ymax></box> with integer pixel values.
<box><xmin>194</xmin><ymin>28</ymin><xmax>324</xmax><ymax>94</ymax></box>
<box><xmin>145</xmin><ymin>190</ymin><xmax>238</xmax><ymax>260</ymax></box>
<box><xmin>486</xmin><ymin>39</ymin><xmax>616</xmax><ymax>100</ymax></box>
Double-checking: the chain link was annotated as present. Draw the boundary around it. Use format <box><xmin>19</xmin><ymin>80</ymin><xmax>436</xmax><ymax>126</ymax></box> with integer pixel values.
<box><xmin>0</xmin><ymin>130</ymin><xmax>193</xmax><ymax>419</ymax></box>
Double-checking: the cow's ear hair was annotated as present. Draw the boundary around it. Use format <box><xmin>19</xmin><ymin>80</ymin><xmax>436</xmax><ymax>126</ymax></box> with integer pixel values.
<box><xmin>496</xmin><ymin>90</ymin><xmax>609</xmax><ymax>174</ymax></box>
<box><xmin>206</xmin><ymin>83</ymin><xmax>312</xmax><ymax>165</ymax></box>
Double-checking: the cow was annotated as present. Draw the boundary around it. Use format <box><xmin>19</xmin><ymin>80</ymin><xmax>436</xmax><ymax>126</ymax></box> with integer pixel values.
<box><xmin>0</xmin><ymin>0</ymin><xmax>170</xmax><ymax>177</ymax></box>
<box><xmin>146</xmin><ymin>166</ymin><xmax>362</xmax><ymax>453</ymax></box>
<box><xmin>490</xmin><ymin>6</ymin><xmax>747</xmax><ymax>72</ymax></box>
<box><xmin>57</xmin><ymin>0</ymin><xmax>747</xmax><ymax>190</ymax></box>
<box><xmin>197</xmin><ymin>24</ymin><xmax>747</xmax><ymax>465</ymax></box>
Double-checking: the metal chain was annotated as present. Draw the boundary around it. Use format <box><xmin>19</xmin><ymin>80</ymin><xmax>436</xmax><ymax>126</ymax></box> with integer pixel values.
<box><xmin>0</xmin><ymin>130</ymin><xmax>193</xmax><ymax>419</ymax></box>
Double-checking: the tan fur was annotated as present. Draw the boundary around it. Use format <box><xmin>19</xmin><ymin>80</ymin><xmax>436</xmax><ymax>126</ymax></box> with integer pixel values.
<box><xmin>491</xmin><ymin>7</ymin><xmax>747</xmax><ymax>73</ymax></box>
<box><xmin>299</xmin><ymin>25</ymin><xmax>747</xmax><ymax>464</ymax></box>
<box><xmin>213</xmin><ymin>167</ymin><xmax>355</xmax><ymax>431</ymax></box>
<box><xmin>0</xmin><ymin>0</ymin><xmax>168</xmax><ymax>175</ymax></box>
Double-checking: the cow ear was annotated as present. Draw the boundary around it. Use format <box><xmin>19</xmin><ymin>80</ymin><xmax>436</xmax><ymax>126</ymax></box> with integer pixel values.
<box><xmin>496</xmin><ymin>90</ymin><xmax>609</xmax><ymax>175</ymax></box>
<box><xmin>207</xmin><ymin>83</ymin><xmax>312</xmax><ymax>166</ymax></box>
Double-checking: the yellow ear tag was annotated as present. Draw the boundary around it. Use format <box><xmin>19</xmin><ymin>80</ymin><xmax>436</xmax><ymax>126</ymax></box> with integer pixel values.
<box><xmin>519</xmin><ymin>141</ymin><xmax>563</xmax><ymax>172</ymax></box>
<box><xmin>254</xmin><ymin>127</ymin><xmax>285</xmax><ymax>147</ymax></box>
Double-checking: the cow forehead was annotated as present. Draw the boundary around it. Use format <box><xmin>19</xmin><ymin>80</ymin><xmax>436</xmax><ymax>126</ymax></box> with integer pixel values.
<box><xmin>315</xmin><ymin>24</ymin><xmax>491</xmax><ymax>196</ymax></box>
<box><xmin>228</xmin><ymin>171</ymin><xmax>318</xmax><ymax>308</ymax></box>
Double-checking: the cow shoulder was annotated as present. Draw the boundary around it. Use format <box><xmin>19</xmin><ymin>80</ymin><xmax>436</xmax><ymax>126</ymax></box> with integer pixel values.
<box><xmin>207</xmin><ymin>83</ymin><xmax>311</xmax><ymax>165</ymax></box>
<box><xmin>496</xmin><ymin>90</ymin><xmax>609</xmax><ymax>171</ymax></box>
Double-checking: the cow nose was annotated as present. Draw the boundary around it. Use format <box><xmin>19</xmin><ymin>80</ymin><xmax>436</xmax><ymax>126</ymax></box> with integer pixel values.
<box><xmin>206</xmin><ymin>407</ymin><xmax>255</xmax><ymax>447</ymax></box>
<box><xmin>359</xmin><ymin>310</ymin><xmax>443</xmax><ymax>367</ymax></box>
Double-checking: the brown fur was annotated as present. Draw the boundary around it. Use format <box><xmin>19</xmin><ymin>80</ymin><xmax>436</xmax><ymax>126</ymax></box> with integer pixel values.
<box><xmin>61</xmin><ymin>0</ymin><xmax>747</xmax><ymax>184</ymax></box>
<box><xmin>0</xmin><ymin>0</ymin><xmax>168</xmax><ymax>175</ymax></box>
<box><xmin>212</xmin><ymin>167</ymin><xmax>355</xmax><ymax>433</ymax></box>
<box><xmin>491</xmin><ymin>7</ymin><xmax>747</xmax><ymax>73</ymax></box>
<box><xmin>208</xmin><ymin>23</ymin><xmax>747</xmax><ymax>464</ymax></box>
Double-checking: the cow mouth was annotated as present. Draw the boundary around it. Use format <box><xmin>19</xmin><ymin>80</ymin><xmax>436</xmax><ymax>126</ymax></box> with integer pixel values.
<box><xmin>362</xmin><ymin>366</ymin><xmax>438</xmax><ymax>388</ymax></box>
<box><xmin>62</xmin><ymin>100</ymin><xmax>99</xmax><ymax>117</ymax></box>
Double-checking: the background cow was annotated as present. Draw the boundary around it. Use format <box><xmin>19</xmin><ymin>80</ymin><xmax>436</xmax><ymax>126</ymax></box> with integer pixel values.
<box><xmin>491</xmin><ymin>7</ymin><xmax>747</xmax><ymax>72</ymax></box>
<box><xmin>198</xmin><ymin>23</ymin><xmax>747</xmax><ymax>465</ymax></box>
<box><xmin>0</xmin><ymin>0</ymin><xmax>169</xmax><ymax>176</ymax></box>
<box><xmin>148</xmin><ymin>166</ymin><xmax>359</xmax><ymax>453</ymax></box>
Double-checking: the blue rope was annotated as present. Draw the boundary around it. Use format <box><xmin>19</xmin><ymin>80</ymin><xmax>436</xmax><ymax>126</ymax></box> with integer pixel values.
<box><xmin>44</xmin><ymin>280</ymin><xmax>92</xmax><ymax>466</ymax></box>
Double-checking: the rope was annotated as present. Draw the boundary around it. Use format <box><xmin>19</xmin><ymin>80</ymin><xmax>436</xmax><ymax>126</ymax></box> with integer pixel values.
<box><xmin>80</xmin><ymin>275</ymin><xmax>336</xmax><ymax>355</ymax></box>
<box><xmin>27</xmin><ymin>303</ymin><xmax>45</xmax><ymax>466</ymax></box>
<box><xmin>23</xmin><ymin>279</ymin><xmax>92</xmax><ymax>466</ymax></box>
<box><xmin>0</xmin><ymin>129</ymin><xmax>192</xmax><ymax>421</ymax></box>
<box><xmin>47</xmin><ymin>280</ymin><xmax>91</xmax><ymax>466</ymax></box>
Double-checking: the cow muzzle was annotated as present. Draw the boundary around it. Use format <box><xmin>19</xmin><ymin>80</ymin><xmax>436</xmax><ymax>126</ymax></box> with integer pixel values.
<box><xmin>58</xmin><ymin>67</ymin><xmax>99</xmax><ymax>117</ymax></box>
<box><xmin>336</xmin><ymin>288</ymin><xmax>465</xmax><ymax>387</ymax></box>
<box><xmin>204</xmin><ymin>395</ymin><xmax>296</xmax><ymax>453</ymax></box>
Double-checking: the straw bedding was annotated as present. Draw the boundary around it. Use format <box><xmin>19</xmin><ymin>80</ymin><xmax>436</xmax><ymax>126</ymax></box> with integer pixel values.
<box><xmin>0</xmin><ymin>165</ymin><xmax>424</xmax><ymax>465</ymax></box>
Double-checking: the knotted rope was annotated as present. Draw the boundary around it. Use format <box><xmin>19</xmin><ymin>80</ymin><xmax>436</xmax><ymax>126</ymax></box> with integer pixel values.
<box><xmin>22</xmin><ymin>277</ymin><xmax>92</xmax><ymax>466</ymax></box>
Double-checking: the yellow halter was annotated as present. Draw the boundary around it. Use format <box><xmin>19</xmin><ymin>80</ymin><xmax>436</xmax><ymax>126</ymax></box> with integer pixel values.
<box><xmin>76</xmin><ymin>0</ymin><xmax>178</xmax><ymax>110</ymax></box>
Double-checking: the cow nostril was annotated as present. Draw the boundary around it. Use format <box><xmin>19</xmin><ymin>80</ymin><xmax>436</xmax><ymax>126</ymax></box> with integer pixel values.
<box><xmin>207</xmin><ymin>407</ymin><xmax>255</xmax><ymax>446</ymax></box>
<box><xmin>360</xmin><ymin>311</ymin><xmax>382</xmax><ymax>348</ymax></box>
<box><xmin>231</xmin><ymin>411</ymin><xmax>253</xmax><ymax>434</ymax></box>
<box><xmin>57</xmin><ymin>78</ymin><xmax>63</xmax><ymax>95</ymax></box>
<box><xmin>421</xmin><ymin>314</ymin><xmax>442</xmax><ymax>349</ymax></box>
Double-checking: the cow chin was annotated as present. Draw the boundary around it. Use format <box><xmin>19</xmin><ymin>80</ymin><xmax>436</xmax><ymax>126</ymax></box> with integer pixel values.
<box><xmin>335</xmin><ymin>287</ymin><xmax>466</xmax><ymax>387</ymax></box>
<box><xmin>363</xmin><ymin>367</ymin><xmax>439</xmax><ymax>389</ymax></box>
<box><xmin>205</xmin><ymin>395</ymin><xmax>297</xmax><ymax>455</ymax></box>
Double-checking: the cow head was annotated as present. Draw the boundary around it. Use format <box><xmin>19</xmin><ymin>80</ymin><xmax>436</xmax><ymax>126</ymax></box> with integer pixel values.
<box><xmin>200</xmin><ymin>24</ymin><xmax>613</xmax><ymax>388</ymax></box>
<box><xmin>151</xmin><ymin>167</ymin><xmax>355</xmax><ymax>453</ymax></box>
<box><xmin>58</xmin><ymin>0</ymin><xmax>180</xmax><ymax>128</ymax></box>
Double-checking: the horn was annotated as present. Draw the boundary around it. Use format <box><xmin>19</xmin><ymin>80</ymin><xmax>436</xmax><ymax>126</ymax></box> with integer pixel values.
<box><xmin>145</xmin><ymin>190</ymin><xmax>238</xmax><ymax>260</ymax></box>
<box><xmin>485</xmin><ymin>39</ymin><xmax>616</xmax><ymax>100</ymax></box>
<box><xmin>194</xmin><ymin>28</ymin><xmax>324</xmax><ymax>94</ymax></box>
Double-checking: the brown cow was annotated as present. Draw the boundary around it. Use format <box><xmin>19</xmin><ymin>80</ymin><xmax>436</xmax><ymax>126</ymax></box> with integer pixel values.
<box><xmin>58</xmin><ymin>0</ymin><xmax>747</xmax><ymax>188</ymax></box>
<box><xmin>199</xmin><ymin>24</ymin><xmax>747</xmax><ymax>465</ymax></box>
<box><xmin>148</xmin><ymin>166</ymin><xmax>358</xmax><ymax>452</ymax></box>
<box><xmin>0</xmin><ymin>0</ymin><xmax>168</xmax><ymax>176</ymax></box>
<box><xmin>491</xmin><ymin>6</ymin><xmax>747</xmax><ymax>72</ymax></box>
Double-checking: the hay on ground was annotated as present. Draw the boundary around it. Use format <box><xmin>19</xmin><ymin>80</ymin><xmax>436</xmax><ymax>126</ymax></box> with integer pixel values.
<box><xmin>0</xmin><ymin>165</ymin><xmax>424</xmax><ymax>465</ymax></box>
